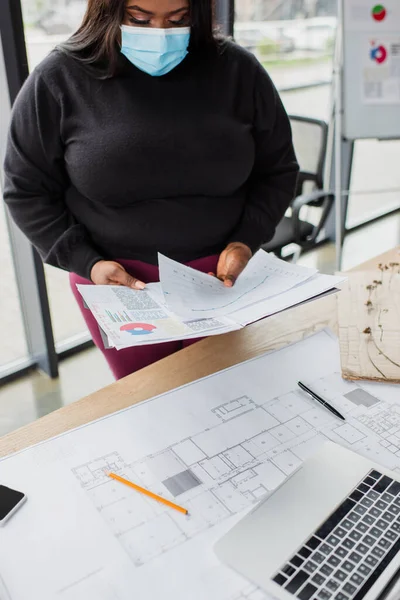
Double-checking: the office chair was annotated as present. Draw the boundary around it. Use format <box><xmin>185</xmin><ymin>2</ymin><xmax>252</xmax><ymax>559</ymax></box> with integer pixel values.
<box><xmin>262</xmin><ymin>115</ymin><xmax>334</xmax><ymax>258</ymax></box>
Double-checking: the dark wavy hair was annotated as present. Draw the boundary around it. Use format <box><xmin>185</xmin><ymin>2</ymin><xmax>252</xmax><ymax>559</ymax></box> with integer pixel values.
<box><xmin>59</xmin><ymin>0</ymin><xmax>216</xmax><ymax>78</ymax></box>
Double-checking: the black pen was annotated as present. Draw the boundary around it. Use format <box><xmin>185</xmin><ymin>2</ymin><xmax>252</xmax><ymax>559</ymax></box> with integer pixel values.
<box><xmin>298</xmin><ymin>381</ymin><xmax>346</xmax><ymax>421</ymax></box>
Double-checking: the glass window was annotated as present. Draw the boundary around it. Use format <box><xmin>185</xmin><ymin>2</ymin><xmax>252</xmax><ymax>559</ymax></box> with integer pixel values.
<box><xmin>280</xmin><ymin>85</ymin><xmax>331</xmax><ymax>120</ymax></box>
<box><xmin>235</xmin><ymin>3</ymin><xmax>400</xmax><ymax>229</ymax></box>
<box><xmin>1</xmin><ymin>32</ymin><xmax>29</xmax><ymax>371</ymax></box>
<box><xmin>21</xmin><ymin>0</ymin><xmax>89</xmax><ymax>349</ymax></box>
<box><xmin>281</xmin><ymin>88</ymin><xmax>400</xmax><ymax>227</ymax></box>
<box><xmin>234</xmin><ymin>0</ymin><xmax>337</xmax><ymax>90</ymax></box>
<box><xmin>0</xmin><ymin>196</ymin><xmax>29</xmax><ymax>369</ymax></box>
<box><xmin>347</xmin><ymin>139</ymin><xmax>400</xmax><ymax>228</ymax></box>
<box><xmin>22</xmin><ymin>0</ymin><xmax>86</xmax><ymax>70</ymax></box>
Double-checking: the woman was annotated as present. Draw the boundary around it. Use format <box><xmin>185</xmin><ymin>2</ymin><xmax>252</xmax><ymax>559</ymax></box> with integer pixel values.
<box><xmin>3</xmin><ymin>0</ymin><xmax>299</xmax><ymax>380</ymax></box>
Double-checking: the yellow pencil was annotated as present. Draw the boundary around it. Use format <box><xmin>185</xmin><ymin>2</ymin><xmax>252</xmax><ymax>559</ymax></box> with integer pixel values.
<box><xmin>107</xmin><ymin>472</ymin><xmax>188</xmax><ymax>515</ymax></box>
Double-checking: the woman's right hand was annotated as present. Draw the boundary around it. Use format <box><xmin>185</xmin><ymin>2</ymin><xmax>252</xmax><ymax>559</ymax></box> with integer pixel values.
<box><xmin>90</xmin><ymin>260</ymin><xmax>145</xmax><ymax>289</ymax></box>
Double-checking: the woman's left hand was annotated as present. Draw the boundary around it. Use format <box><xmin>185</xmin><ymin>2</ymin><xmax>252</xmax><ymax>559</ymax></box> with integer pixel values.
<box><xmin>211</xmin><ymin>242</ymin><xmax>252</xmax><ymax>287</ymax></box>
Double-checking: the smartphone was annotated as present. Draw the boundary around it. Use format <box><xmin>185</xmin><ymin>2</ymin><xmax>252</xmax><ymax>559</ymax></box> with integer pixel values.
<box><xmin>0</xmin><ymin>485</ymin><xmax>27</xmax><ymax>526</ymax></box>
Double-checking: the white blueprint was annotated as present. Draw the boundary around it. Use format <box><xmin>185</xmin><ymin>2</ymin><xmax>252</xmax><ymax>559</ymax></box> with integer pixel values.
<box><xmin>1</xmin><ymin>330</ymin><xmax>399</xmax><ymax>600</ymax></box>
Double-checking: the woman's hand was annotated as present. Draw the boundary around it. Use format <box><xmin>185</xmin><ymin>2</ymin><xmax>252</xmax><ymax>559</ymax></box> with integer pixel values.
<box><xmin>211</xmin><ymin>242</ymin><xmax>252</xmax><ymax>287</ymax></box>
<box><xmin>91</xmin><ymin>260</ymin><xmax>145</xmax><ymax>289</ymax></box>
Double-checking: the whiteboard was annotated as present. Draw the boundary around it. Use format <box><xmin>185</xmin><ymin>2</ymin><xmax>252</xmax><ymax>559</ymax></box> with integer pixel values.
<box><xmin>342</xmin><ymin>0</ymin><xmax>400</xmax><ymax>139</ymax></box>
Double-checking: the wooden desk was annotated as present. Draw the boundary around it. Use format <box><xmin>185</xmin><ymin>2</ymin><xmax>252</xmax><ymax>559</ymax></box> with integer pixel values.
<box><xmin>1</xmin><ymin>246</ymin><xmax>399</xmax><ymax>458</ymax></box>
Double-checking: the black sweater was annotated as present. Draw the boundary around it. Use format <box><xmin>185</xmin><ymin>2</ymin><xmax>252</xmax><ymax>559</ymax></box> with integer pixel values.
<box><xmin>3</xmin><ymin>41</ymin><xmax>299</xmax><ymax>280</ymax></box>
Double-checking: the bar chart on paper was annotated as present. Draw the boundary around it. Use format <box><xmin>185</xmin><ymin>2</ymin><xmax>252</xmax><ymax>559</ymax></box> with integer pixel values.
<box><xmin>105</xmin><ymin>310</ymin><xmax>131</xmax><ymax>323</ymax></box>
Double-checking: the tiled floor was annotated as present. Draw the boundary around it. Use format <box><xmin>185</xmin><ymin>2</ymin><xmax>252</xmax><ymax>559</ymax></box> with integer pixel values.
<box><xmin>0</xmin><ymin>211</ymin><xmax>399</xmax><ymax>439</ymax></box>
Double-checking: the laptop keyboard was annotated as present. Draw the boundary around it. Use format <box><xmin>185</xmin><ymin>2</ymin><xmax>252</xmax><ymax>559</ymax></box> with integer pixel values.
<box><xmin>272</xmin><ymin>470</ymin><xmax>400</xmax><ymax>600</ymax></box>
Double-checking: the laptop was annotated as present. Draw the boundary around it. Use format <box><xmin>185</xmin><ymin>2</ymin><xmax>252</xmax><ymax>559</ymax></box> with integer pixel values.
<box><xmin>215</xmin><ymin>442</ymin><xmax>400</xmax><ymax>600</ymax></box>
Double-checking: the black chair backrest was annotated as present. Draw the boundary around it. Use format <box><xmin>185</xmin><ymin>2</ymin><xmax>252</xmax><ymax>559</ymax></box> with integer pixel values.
<box><xmin>289</xmin><ymin>115</ymin><xmax>328</xmax><ymax>198</ymax></box>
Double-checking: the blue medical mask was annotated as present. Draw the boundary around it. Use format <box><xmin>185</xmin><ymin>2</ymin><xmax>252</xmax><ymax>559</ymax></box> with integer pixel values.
<box><xmin>120</xmin><ymin>25</ymin><xmax>190</xmax><ymax>77</ymax></box>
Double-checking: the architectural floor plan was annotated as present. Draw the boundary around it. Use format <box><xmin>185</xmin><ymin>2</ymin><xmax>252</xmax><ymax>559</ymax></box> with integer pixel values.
<box><xmin>0</xmin><ymin>330</ymin><xmax>399</xmax><ymax>599</ymax></box>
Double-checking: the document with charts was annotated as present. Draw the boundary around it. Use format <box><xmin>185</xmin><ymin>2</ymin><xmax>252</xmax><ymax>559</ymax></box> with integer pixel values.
<box><xmin>158</xmin><ymin>250</ymin><xmax>317</xmax><ymax>318</ymax></box>
<box><xmin>76</xmin><ymin>282</ymin><xmax>240</xmax><ymax>349</ymax></box>
<box><xmin>2</xmin><ymin>330</ymin><xmax>400</xmax><ymax>600</ymax></box>
<box><xmin>77</xmin><ymin>251</ymin><xmax>342</xmax><ymax>349</ymax></box>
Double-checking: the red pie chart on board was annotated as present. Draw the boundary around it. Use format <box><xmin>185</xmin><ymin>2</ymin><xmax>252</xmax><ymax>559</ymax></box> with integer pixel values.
<box><xmin>370</xmin><ymin>44</ymin><xmax>387</xmax><ymax>64</ymax></box>
<box><xmin>372</xmin><ymin>4</ymin><xmax>386</xmax><ymax>21</ymax></box>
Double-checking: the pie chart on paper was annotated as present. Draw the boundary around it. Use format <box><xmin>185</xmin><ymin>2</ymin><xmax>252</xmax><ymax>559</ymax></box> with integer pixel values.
<box><xmin>120</xmin><ymin>323</ymin><xmax>157</xmax><ymax>336</ymax></box>
<box><xmin>372</xmin><ymin>4</ymin><xmax>386</xmax><ymax>21</ymax></box>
